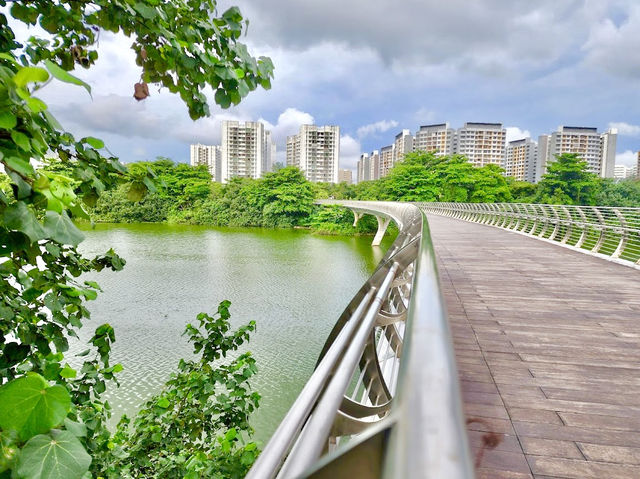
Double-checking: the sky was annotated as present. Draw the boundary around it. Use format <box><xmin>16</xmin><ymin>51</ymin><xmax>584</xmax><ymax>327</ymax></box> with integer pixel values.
<box><xmin>8</xmin><ymin>0</ymin><xmax>640</xmax><ymax>173</ymax></box>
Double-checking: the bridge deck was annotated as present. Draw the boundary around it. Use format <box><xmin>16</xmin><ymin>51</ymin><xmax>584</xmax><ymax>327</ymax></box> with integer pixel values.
<box><xmin>427</xmin><ymin>214</ymin><xmax>640</xmax><ymax>479</ymax></box>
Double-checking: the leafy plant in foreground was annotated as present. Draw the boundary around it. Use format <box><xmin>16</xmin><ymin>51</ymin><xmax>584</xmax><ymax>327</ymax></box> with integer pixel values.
<box><xmin>107</xmin><ymin>301</ymin><xmax>260</xmax><ymax>479</ymax></box>
<box><xmin>0</xmin><ymin>0</ymin><xmax>273</xmax><ymax>477</ymax></box>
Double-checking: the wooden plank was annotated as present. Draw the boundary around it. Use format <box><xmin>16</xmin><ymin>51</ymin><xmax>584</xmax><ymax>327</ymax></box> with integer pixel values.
<box><xmin>427</xmin><ymin>214</ymin><xmax>640</xmax><ymax>478</ymax></box>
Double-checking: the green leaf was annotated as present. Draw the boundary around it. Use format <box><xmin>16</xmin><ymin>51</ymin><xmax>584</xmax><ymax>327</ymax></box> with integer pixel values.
<box><xmin>26</xmin><ymin>96</ymin><xmax>48</xmax><ymax>113</ymax></box>
<box><xmin>13</xmin><ymin>67</ymin><xmax>49</xmax><ymax>88</ymax></box>
<box><xmin>0</xmin><ymin>112</ymin><xmax>17</xmax><ymax>129</ymax></box>
<box><xmin>0</xmin><ymin>374</ymin><xmax>71</xmax><ymax>441</ymax></box>
<box><xmin>7</xmin><ymin>171</ymin><xmax>32</xmax><ymax>199</ymax></box>
<box><xmin>43</xmin><ymin>60</ymin><xmax>91</xmax><ymax>95</ymax></box>
<box><xmin>16</xmin><ymin>430</ymin><xmax>91</xmax><ymax>479</ymax></box>
<box><xmin>3</xmin><ymin>203</ymin><xmax>45</xmax><ymax>243</ymax></box>
<box><xmin>214</xmin><ymin>89</ymin><xmax>231</xmax><ymax>109</ymax></box>
<box><xmin>83</xmin><ymin>137</ymin><xmax>104</xmax><ymax>149</ymax></box>
<box><xmin>4</xmin><ymin>156</ymin><xmax>35</xmax><ymax>177</ymax></box>
<box><xmin>43</xmin><ymin>211</ymin><xmax>85</xmax><ymax>246</ymax></box>
<box><xmin>156</xmin><ymin>397</ymin><xmax>170</xmax><ymax>408</ymax></box>
<box><xmin>59</xmin><ymin>365</ymin><xmax>77</xmax><ymax>379</ymax></box>
<box><xmin>43</xmin><ymin>110</ymin><xmax>62</xmax><ymax>130</ymax></box>
<box><xmin>11</xmin><ymin>131</ymin><xmax>31</xmax><ymax>152</ymax></box>
<box><xmin>127</xmin><ymin>182</ymin><xmax>147</xmax><ymax>202</ymax></box>
<box><xmin>134</xmin><ymin>2</ymin><xmax>158</xmax><ymax>19</ymax></box>
<box><xmin>63</xmin><ymin>418</ymin><xmax>87</xmax><ymax>438</ymax></box>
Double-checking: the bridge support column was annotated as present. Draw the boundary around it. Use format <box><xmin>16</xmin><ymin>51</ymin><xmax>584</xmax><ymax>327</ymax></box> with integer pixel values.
<box><xmin>372</xmin><ymin>215</ymin><xmax>390</xmax><ymax>246</ymax></box>
<box><xmin>352</xmin><ymin>211</ymin><xmax>363</xmax><ymax>227</ymax></box>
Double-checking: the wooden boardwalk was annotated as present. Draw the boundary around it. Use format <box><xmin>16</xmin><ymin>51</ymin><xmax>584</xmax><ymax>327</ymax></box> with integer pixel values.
<box><xmin>427</xmin><ymin>214</ymin><xmax>640</xmax><ymax>479</ymax></box>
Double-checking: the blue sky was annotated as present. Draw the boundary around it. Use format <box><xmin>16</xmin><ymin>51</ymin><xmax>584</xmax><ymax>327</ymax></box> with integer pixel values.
<box><xmin>11</xmin><ymin>0</ymin><xmax>640</xmax><ymax>173</ymax></box>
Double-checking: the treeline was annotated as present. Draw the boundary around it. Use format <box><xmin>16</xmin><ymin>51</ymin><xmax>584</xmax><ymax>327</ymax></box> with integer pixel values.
<box><xmin>91</xmin><ymin>159</ymin><xmax>378</xmax><ymax>234</ymax></box>
<box><xmin>318</xmin><ymin>152</ymin><xmax>640</xmax><ymax>207</ymax></box>
<box><xmin>90</xmin><ymin>152</ymin><xmax>640</xmax><ymax>231</ymax></box>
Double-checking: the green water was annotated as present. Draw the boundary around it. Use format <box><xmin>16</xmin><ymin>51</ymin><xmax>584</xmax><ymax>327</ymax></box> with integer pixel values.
<box><xmin>76</xmin><ymin>223</ymin><xmax>391</xmax><ymax>443</ymax></box>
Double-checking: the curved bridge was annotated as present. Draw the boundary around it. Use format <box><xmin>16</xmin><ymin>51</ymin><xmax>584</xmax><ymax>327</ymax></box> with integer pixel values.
<box><xmin>248</xmin><ymin>201</ymin><xmax>640</xmax><ymax>479</ymax></box>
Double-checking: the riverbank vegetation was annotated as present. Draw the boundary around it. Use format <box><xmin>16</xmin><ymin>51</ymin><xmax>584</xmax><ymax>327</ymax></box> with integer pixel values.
<box><xmin>0</xmin><ymin>1</ymin><xmax>273</xmax><ymax>478</ymax></box>
<box><xmin>85</xmin><ymin>152</ymin><xmax>640</xmax><ymax>236</ymax></box>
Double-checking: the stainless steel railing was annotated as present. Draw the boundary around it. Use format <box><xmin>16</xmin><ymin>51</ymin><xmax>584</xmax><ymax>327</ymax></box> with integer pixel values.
<box><xmin>246</xmin><ymin>201</ymin><xmax>473</xmax><ymax>479</ymax></box>
<box><xmin>418</xmin><ymin>202</ymin><xmax>640</xmax><ymax>269</ymax></box>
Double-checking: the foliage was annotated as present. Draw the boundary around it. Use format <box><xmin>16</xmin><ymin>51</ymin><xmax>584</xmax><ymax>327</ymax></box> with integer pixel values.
<box><xmin>306</xmin><ymin>205</ymin><xmax>377</xmax><ymax>235</ymax></box>
<box><xmin>596</xmin><ymin>178</ymin><xmax>640</xmax><ymax>207</ymax></box>
<box><xmin>0</xmin><ymin>0</ymin><xmax>272</xmax><ymax>477</ymax></box>
<box><xmin>106</xmin><ymin>301</ymin><xmax>260</xmax><ymax>479</ymax></box>
<box><xmin>535</xmin><ymin>153</ymin><xmax>601</xmax><ymax>205</ymax></box>
<box><xmin>5</xmin><ymin>0</ymin><xmax>273</xmax><ymax>119</ymax></box>
<box><xmin>505</xmin><ymin>178</ymin><xmax>537</xmax><ymax>203</ymax></box>
<box><xmin>93</xmin><ymin>163</ymin><xmax>318</xmax><ymax>229</ymax></box>
<box><xmin>382</xmin><ymin>152</ymin><xmax>512</xmax><ymax>203</ymax></box>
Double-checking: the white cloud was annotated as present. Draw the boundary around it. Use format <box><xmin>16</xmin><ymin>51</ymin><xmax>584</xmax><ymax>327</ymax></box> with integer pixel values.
<box><xmin>616</xmin><ymin>150</ymin><xmax>638</xmax><ymax>167</ymax></box>
<box><xmin>356</xmin><ymin>120</ymin><xmax>399</xmax><ymax>139</ymax></box>
<box><xmin>339</xmin><ymin>134</ymin><xmax>362</xmax><ymax>171</ymax></box>
<box><xmin>505</xmin><ymin>126</ymin><xmax>531</xmax><ymax>143</ymax></box>
<box><xmin>609</xmin><ymin>122</ymin><xmax>640</xmax><ymax>137</ymax></box>
<box><xmin>582</xmin><ymin>5</ymin><xmax>640</xmax><ymax>78</ymax></box>
<box><xmin>260</xmin><ymin>108</ymin><xmax>314</xmax><ymax>145</ymax></box>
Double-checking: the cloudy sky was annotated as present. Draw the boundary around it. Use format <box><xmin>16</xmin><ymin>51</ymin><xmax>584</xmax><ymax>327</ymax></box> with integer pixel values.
<box><xmin>10</xmin><ymin>0</ymin><xmax>640</xmax><ymax>172</ymax></box>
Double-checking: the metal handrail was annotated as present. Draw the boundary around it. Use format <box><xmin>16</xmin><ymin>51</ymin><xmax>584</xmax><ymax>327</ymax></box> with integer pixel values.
<box><xmin>246</xmin><ymin>201</ymin><xmax>473</xmax><ymax>479</ymax></box>
<box><xmin>418</xmin><ymin>202</ymin><xmax>640</xmax><ymax>269</ymax></box>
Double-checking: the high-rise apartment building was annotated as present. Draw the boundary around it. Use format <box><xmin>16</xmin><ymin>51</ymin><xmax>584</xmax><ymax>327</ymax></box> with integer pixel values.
<box><xmin>262</xmin><ymin>130</ymin><xmax>276</xmax><ymax>174</ymax></box>
<box><xmin>614</xmin><ymin>164</ymin><xmax>632</xmax><ymax>180</ymax></box>
<box><xmin>369</xmin><ymin>150</ymin><xmax>381</xmax><ymax>181</ymax></box>
<box><xmin>414</xmin><ymin>123</ymin><xmax>454</xmax><ymax>156</ymax></box>
<box><xmin>505</xmin><ymin>138</ymin><xmax>537</xmax><ymax>182</ymax></box>
<box><xmin>379</xmin><ymin>145</ymin><xmax>395</xmax><ymax>178</ymax></box>
<box><xmin>221</xmin><ymin>121</ymin><xmax>274</xmax><ymax>182</ymax></box>
<box><xmin>286</xmin><ymin>125</ymin><xmax>340</xmax><ymax>183</ymax></box>
<box><xmin>393</xmin><ymin>129</ymin><xmax>414</xmax><ymax>163</ymax></box>
<box><xmin>190</xmin><ymin>143</ymin><xmax>222</xmax><ymax>182</ymax></box>
<box><xmin>536</xmin><ymin>126</ymin><xmax>617</xmax><ymax>181</ymax></box>
<box><xmin>454</xmin><ymin>122</ymin><xmax>506</xmax><ymax>168</ymax></box>
<box><xmin>357</xmin><ymin>153</ymin><xmax>370</xmax><ymax>183</ymax></box>
<box><xmin>338</xmin><ymin>168</ymin><xmax>353</xmax><ymax>184</ymax></box>
<box><xmin>637</xmin><ymin>151</ymin><xmax>640</xmax><ymax>179</ymax></box>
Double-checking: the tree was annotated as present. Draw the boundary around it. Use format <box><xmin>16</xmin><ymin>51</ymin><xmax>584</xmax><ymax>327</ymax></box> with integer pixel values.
<box><xmin>596</xmin><ymin>178</ymin><xmax>640</xmax><ymax>207</ymax></box>
<box><xmin>382</xmin><ymin>152</ymin><xmax>512</xmax><ymax>203</ymax></box>
<box><xmin>260</xmin><ymin>167</ymin><xmax>315</xmax><ymax>227</ymax></box>
<box><xmin>536</xmin><ymin>153</ymin><xmax>601</xmax><ymax>205</ymax></box>
<box><xmin>0</xmin><ymin>1</ymin><xmax>273</xmax><ymax>477</ymax></box>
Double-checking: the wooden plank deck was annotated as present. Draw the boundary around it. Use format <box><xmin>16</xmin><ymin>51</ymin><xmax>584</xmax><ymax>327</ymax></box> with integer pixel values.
<box><xmin>426</xmin><ymin>214</ymin><xmax>640</xmax><ymax>479</ymax></box>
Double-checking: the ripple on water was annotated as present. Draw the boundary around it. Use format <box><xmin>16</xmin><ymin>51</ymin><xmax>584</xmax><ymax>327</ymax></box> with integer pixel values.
<box><xmin>74</xmin><ymin>223</ymin><xmax>391</xmax><ymax>443</ymax></box>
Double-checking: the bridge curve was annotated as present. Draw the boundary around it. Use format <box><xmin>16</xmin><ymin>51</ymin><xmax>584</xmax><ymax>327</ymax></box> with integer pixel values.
<box><xmin>249</xmin><ymin>201</ymin><xmax>640</xmax><ymax>479</ymax></box>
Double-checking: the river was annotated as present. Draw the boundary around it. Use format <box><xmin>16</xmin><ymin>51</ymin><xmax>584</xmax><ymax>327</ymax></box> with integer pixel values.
<box><xmin>76</xmin><ymin>223</ymin><xmax>392</xmax><ymax>443</ymax></box>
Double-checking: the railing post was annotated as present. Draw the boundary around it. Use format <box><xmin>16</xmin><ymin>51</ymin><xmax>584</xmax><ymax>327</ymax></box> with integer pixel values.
<box><xmin>612</xmin><ymin>208</ymin><xmax>628</xmax><ymax>258</ymax></box>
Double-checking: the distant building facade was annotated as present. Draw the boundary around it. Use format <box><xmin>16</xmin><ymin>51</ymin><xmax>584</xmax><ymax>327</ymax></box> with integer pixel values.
<box><xmin>536</xmin><ymin>126</ymin><xmax>617</xmax><ymax>181</ymax></box>
<box><xmin>505</xmin><ymin>138</ymin><xmax>537</xmax><ymax>182</ymax></box>
<box><xmin>221</xmin><ymin>121</ymin><xmax>275</xmax><ymax>182</ymax></box>
<box><xmin>286</xmin><ymin>125</ymin><xmax>340</xmax><ymax>183</ymax></box>
<box><xmin>393</xmin><ymin>129</ymin><xmax>414</xmax><ymax>163</ymax></box>
<box><xmin>357</xmin><ymin>153</ymin><xmax>370</xmax><ymax>183</ymax></box>
<box><xmin>614</xmin><ymin>164</ymin><xmax>637</xmax><ymax>180</ymax></box>
<box><xmin>369</xmin><ymin>150</ymin><xmax>381</xmax><ymax>181</ymax></box>
<box><xmin>454</xmin><ymin>122</ymin><xmax>506</xmax><ymax>168</ymax></box>
<box><xmin>379</xmin><ymin>145</ymin><xmax>395</xmax><ymax>178</ymax></box>
<box><xmin>338</xmin><ymin>168</ymin><xmax>353</xmax><ymax>184</ymax></box>
<box><xmin>190</xmin><ymin>143</ymin><xmax>222</xmax><ymax>182</ymax></box>
<box><xmin>414</xmin><ymin>123</ymin><xmax>454</xmax><ymax>156</ymax></box>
